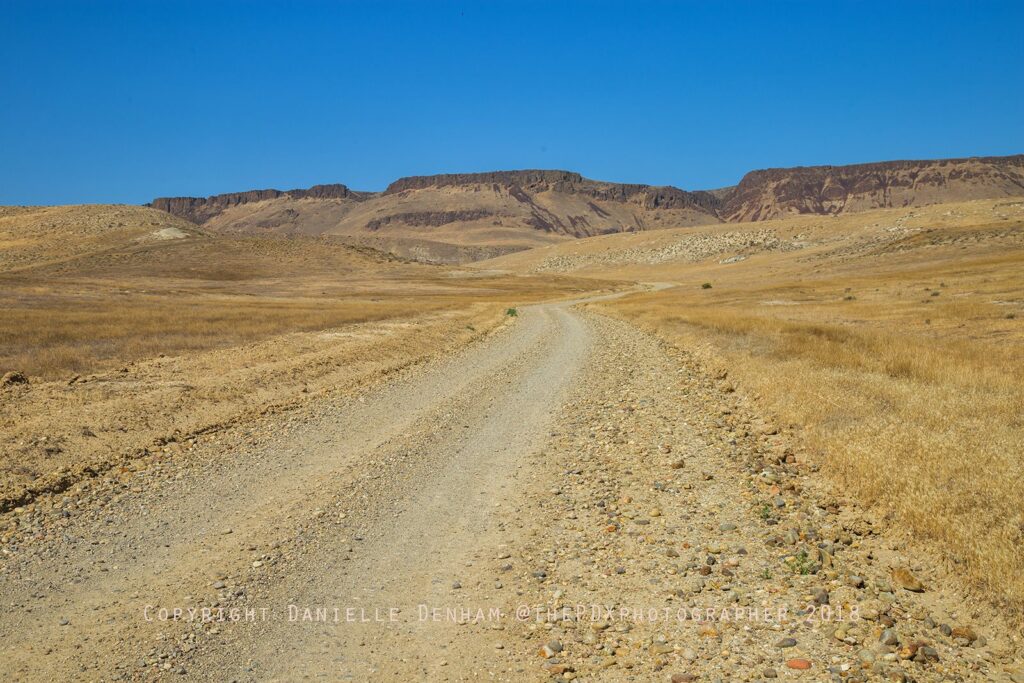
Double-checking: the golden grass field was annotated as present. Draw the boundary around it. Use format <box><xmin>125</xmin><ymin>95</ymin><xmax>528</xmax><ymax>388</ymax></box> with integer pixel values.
<box><xmin>498</xmin><ymin>198</ymin><xmax>1024</xmax><ymax>614</ymax></box>
<box><xmin>0</xmin><ymin>205</ymin><xmax>607</xmax><ymax>379</ymax></box>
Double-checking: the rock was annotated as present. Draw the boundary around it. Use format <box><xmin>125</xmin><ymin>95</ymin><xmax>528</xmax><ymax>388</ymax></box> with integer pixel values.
<box><xmin>719</xmin><ymin>523</ymin><xmax>736</xmax><ymax>531</ymax></box>
<box><xmin>1</xmin><ymin>371</ymin><xmax>28</xmax><ymax>387</ymax></box>
<box><xmin>763</xmin><ymin>668</ymin><xmax>778</xmax><ymax>678</ymax></box>
<box><xmin>880</xmin><ymin>629</ymin><xmax>900</xmax><ymax>646</ymax></box>
<box><xmin>698</xmin><ymin>624</ymin><xmax>719</xmax><ymax>638</ymax></box>
<box><xmin>847</xmin><ymin>575</ymin><xmax>865</xmax><ymax>588</ymax></box>
<box><xmin>58</xmin><ymin>618</ymin><xmax>69</xmax><ymax>626</ymax></box>
<box><xmin>451</xmin><ymin>581</ymin><xmax>461</xmax><ymax>589</ymax></box>
<box><xmin>671</xmin><ymin>674</ymin><xmax>697</xmax><ymax>683</ymax></box>
<box><xmin>951</xmin><ymin>626</ymin><xmax>978</xmax><ymax>644</ymax></box>
<box><xmin>776</xmin><ymin>637</ymin><xmax>797</xmax><ymax>648</ymax></box>
<box><xmin>786</xmin><ymin>658</ymin><xmax>812</xmax><ymax>670</ymax></box>
<box><xmin>211</xmin><ymin>581</ymin><xmax>226</xmax><ymax>589</ymax></box>
<box><xmin>897</xmin><ymin>642</ymin><xmax>920</xmax><ymax>660</ymax></box>
<box><xmin>890</xmin><ymin>567</ymin><xmax>925</xmax><ymax>592</ymax></box>
<box><xmin>811</xmin><ymin>588</ymin><xmax>829</xmax><ymax>605</ymax></box>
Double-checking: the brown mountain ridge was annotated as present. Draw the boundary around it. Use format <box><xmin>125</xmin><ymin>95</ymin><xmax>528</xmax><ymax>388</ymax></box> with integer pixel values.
<box><xmin>149</xmin><ymin>154</ymin><xmax>1024</xmax><ymax>262</ymax></box>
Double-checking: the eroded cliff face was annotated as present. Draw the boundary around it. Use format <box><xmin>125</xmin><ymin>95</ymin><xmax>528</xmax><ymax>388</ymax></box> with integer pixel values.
<box><xmin>149</xmin><ymin>184</ymin><xmax>367</xmax><ymax>224</ymax></box>
<box><xmin>385</xmin><ymin>170</ymin><xmax>720</xmax><ymax>213</ymax></box>
<box><xmin>149</xmin><ymin>171</ymin><xmax>723</xmax><ymax>251</ymax></box>
<box><xmin>719</xmin><ymin>155</ymin><xmax>1024</xmax><ymax>222</ymax></box>
<box><xmin>146</xmin><ymin>155</ymin><xmax>1024</xmax><ymax>263</ymax></box>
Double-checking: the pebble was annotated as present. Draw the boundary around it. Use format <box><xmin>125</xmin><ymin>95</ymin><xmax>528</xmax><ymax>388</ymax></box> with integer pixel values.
<box><xmin>951</xmin><ymin>625</ymin><xmax>978</xmax><ymax>644</ymax></box>
<box><xmin>890</xmin><ymin>567</ymin><xmax>925</xmax><ymax>592</ymax></box>
<box><xmin>880</xmin><ymin>629</ymin><xmax>900</xmax><ymax>646</ymax></box>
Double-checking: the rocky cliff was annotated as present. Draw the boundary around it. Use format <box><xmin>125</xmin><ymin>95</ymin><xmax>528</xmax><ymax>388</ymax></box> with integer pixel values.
<box><xmin>385</xmin><ymin>170</ymin><xmax>720</xmax><ymax>213</ymax></box>
<box><xmin>718</xmin><ymin>155</ymin><xmax>1024</xmax><ymax>222</ymax></box>
<box><xmin>146</xmin><ymin>154</ymin><xmax>1024</xmax><ymax>263</ymax></box>
<box><xmin>148</xmin><ymin>183</ymin><xmax>367</xmax><ymax>224</ymax></box>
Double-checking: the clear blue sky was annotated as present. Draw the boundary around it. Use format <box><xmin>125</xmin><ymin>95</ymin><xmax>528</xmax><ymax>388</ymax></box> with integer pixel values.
<box><xmin>2</xmin><ymin>1</ymin><xmax>1022</xmax><ymax>205</ymax></box>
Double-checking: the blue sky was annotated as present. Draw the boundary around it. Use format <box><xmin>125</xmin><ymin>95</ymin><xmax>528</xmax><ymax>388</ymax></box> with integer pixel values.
<box><xmin>1</xmin><ymin>1</ymin><xmax>1022</xmax><ymax>205</ymax></box>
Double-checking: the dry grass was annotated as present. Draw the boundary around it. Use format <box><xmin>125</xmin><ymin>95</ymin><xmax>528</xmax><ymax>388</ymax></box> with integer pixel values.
<box><xmin>0</xmin><ymin>205</ymin><xmax>610</xmax><ymax>379</ymax></box>
<box><xmin>598</xmin><ymin>245</ymin><xmax>1024</xmax><ymax>612</ymax></box>
<box><xmin>0</xmin><ymin>274</ymin><xmax>603</xmax><ymax>379</ymax></box>
<box><xmin>0</xmin><ymin>207</ymin><xmax>613</xmax><ymax>506</ymax></box>
<box><xmin>0</xmin><ymin>296</ymin><xmax>446</xmax><ymax>378</ymax></box>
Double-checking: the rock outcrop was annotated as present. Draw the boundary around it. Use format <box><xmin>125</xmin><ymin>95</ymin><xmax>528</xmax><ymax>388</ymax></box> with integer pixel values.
<box><xmin>146</xmin><ymin>155</ymin><xmax>1024</xmax><ymax>263</ymax></box>
<box><xmin>149</xmin><ymin>183</ymin><xmax>367</xmax><ymax>224</ymax></box>
<box><xmin>385</xmin><ymin>170</ymin><xmax>720</xmax><ymax>213</ymax></box>
<box><xmin>718</xmin><ymin>155</ymin><xmax>1024</xmax><ymax>222</ymax></box>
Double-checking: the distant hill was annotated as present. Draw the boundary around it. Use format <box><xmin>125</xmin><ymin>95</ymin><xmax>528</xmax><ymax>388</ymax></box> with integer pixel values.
<box><xmin>0</xmin><ymin>204</ymin><xmax>201</xmax><ymax>273</ymax></box>
<box><xmin>147</xmin><ymin>170</ymin><xmax>721</xmax><ymax>263</ymax></box>
<box><xmin>149</xmin><ymin>184</ymin><xmax>369</xmax><ymax>224</ymax></box>
<box><xmin>148</xmin><ymin>154</ymin><xmax>1024</xmax><ymax>263</ymax></box>
<box><xmin>719</xmin><ymin>154</ymin><xmax>1024</xmax><ymax>222</ymax></box>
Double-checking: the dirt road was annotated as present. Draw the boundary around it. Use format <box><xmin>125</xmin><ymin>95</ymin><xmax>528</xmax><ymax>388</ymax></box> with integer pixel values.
<box><xmin>0</xmin><ymin>299</ymin><xmax>1020</xmax><ymax>681</ymax></box>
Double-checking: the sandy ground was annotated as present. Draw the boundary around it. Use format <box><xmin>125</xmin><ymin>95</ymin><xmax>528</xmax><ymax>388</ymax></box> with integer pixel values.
<box><xmin>0</xmin><ymin>297</ymin><xmax>1021</xmax><ymax>682</ymax></box>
